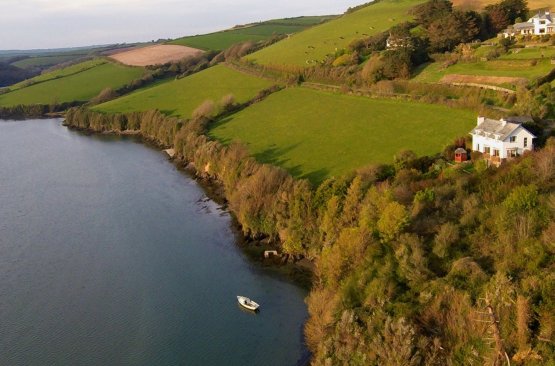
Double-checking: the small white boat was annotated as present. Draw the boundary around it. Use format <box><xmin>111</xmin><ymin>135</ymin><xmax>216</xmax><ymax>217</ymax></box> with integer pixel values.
<box><xmin>237</xmin><ymin>296</ymin><xmax>260</xmax><ymax>311</ymax></box>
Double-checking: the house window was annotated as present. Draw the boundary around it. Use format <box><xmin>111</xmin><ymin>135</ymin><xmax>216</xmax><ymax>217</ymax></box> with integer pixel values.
<box><xmin>493</xmin><ymin>149</ymin><xmax>500</xmax><ymax>157</ymax></box>
<box><xmin>524</xmin><ymin>137</ymin><xmax>528</xmax><ymax>147</ymax></box>
<box><xmin>477</xmin><ymin>144</ymin><xmax>480</xmax><ymax>151</ymax></box>
<box><xmin>510</xmin><ymin>136</ymin><xmax>516</xmax><ymax>142</ymax></box>
<box><xmin>484</xmin><ymin>146</ymin><xmax>491</xmax><ymax>154</ymax></box>
<box><xmin>507</xmin><ymin>149</ymin><xmax>517</xmax><ymax>158</ymax></box>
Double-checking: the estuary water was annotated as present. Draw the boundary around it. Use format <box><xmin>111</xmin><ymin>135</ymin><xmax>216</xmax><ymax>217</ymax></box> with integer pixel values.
<box><xmin>0</xmin><ymin>119</ymin><xmax>308</xmax><ymax>366</ymax></box>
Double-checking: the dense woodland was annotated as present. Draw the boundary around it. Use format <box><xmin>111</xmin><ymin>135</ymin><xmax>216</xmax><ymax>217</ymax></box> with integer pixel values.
<box><xmin>0</xmin><ymin>62</ymin><xmax>37</xmax><ymax>87</ymax></box>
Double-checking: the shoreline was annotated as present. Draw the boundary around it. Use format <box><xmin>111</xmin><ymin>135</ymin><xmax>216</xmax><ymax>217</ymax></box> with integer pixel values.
<box><xmin>66</xmin><ymin>122</ymin><xmax>314</xmax><ymax>290</ymax></box>
<box><xmin>63</xmin><ymin>121</ymin><xmax>313</xmax><ymax>365</ymax></box>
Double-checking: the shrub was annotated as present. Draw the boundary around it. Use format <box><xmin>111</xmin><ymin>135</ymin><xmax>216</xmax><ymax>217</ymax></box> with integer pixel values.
<box><xmin>90</xmin><ymin>87</ymin><xmax>118</xmax><ymax>105</ymax></box>
<box><xmin>192</xmin><ymin>100</ymin><xmax>216</xmax><ymax>119</ymax></box>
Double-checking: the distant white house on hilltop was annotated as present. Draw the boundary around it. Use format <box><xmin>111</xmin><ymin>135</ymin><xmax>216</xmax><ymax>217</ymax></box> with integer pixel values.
<box><xmin>470</xmin><ymin>116</ymin><xmax>536</xmax><ymax>165</ymax></box>
<box><xmin>502</xmin><ymin>10</ymin><xmax>554</xmax><ymax>37</ymax></box>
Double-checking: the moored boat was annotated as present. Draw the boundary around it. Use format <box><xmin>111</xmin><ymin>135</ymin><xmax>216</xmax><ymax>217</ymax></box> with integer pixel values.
<box><xmin>237</xmin><ymin>295</ymin><xmax>260</xmax><ymax>311</ymax></box>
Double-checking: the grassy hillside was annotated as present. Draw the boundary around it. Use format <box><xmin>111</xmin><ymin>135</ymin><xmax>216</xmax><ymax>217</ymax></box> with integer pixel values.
<box><xmin>209</xmin><ymin>87</ymin><xmax>475</xmax><ymax>183</ymax></box>
<box><xmin>9</xmin><ymin>59</ymin><xmax>106</xmax><ymax>90</ymax></box>
<box><xmin>0</xmin><ymin>60</ymin><xmax>143</xmax><ymax>106</ymax></box>
<box><xmin>93</xmin><ymin>65</ymin><xmax>274</xmax><ymax>117</ymax></box>
<box><xmin>246</xmin><ymin>0</ymin><xmax>425</xmax><ymax>67</ymax></box>
<box><xmin>169</xmin><ymin>16</ymin><xmax>335</xmax><ymax>51</ymax></box>
<box><xmin>413</xmin><ymin>58</ymin><xmax>553</xmax><ymax>82</ymax></box>
<box><xmin>413</xmin><ymin>45</ymin><xmax>555</xmax><ymax>88</ymax></box>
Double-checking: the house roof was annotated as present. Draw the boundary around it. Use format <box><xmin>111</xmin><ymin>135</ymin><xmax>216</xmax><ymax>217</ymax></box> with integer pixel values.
<box><xmin>454</xmin><ymin>148</ymin><xmax>467</xmax><ymax>154</ymax></box>
<box><xmin>470</xmin><ymin>117</ymin><xmax>536</xmax><ymax>141</ymax></box>
<box><xmin>513</xmin><ymin>22</ymin><xmax>534</xmax><ymax>30</ymax></box>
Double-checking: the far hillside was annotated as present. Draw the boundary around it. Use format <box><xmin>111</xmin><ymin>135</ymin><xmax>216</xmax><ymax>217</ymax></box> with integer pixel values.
<box><xmin>246</xmin><ymin>0</ymin><xmax>425</xmax><ymax>67</ymax></box>
<box><xmin>0</xmin><ymin>44</ymin><xmax>141</xmax><ymax>87</ymax></box>
<box><xmin>93</xmin><ymin>64</ymin><xmax>274</xmax><ymax>117</ymax></box>
<box><xmin>209</xmin><ymin>87</ymin><xmax>475</xmax><ymax>184</ymax></box>
<box><xmin>169</xmin><ymin>16</ymin><xmax>336</xmax><ymax>51</ymax></box>
<box><xmin>8</xmin><ymin>59</ymin><xmax>108</xmax><ymax>91</ymax></box>
<box><xmin>0</xmin><ymin>59</ymin><xmax>144</xmax><ymax>107</ymax></box>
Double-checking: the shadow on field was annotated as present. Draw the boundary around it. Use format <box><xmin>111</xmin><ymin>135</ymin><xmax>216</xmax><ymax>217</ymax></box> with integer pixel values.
<box><xmin>255</xmin><ymin>144</ymin><xmax>330</xmax><ymax>184</ymax></box>
<box><xmin>160</xmin><ymin>109</ymin><xmax>177</xmax><ymax>115</ymax></box>
<box><xmin>254</xmin><ymin>143</ymin><xmax>301</xmax><ymax>167</ymax></box>
<box><xmin>210</xmin><ymin>116</ymin><xmax>233</xmax><ymax>130</ymax></box>
<box><xmin>302</xmin><ymin>169</ymin><xmax>330</xmax><ymax>185</ymax></box>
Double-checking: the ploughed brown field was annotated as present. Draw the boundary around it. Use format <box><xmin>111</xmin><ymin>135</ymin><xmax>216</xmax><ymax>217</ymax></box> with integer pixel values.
<box><xmin>110</xmin><ymin>45</ymin><xmax>203</xmax><ymax>66</ymax></box>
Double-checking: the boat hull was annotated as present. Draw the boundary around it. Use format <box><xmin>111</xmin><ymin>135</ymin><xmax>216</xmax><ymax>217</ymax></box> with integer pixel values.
<box><xmin>237</xmin><ymin>296</ymin><xmax>260</xmax><ymax>311</ymax></box>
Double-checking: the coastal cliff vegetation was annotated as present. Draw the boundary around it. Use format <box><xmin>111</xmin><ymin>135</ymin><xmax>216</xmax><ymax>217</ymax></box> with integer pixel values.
<box><xmin>65</xmin><ymin>101</ymin><xmax>555</xmax><ymax>365</ymax></box>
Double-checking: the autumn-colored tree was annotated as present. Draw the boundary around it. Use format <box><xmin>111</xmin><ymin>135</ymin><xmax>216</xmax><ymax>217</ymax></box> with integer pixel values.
<box><xmin>377</xmin><ymin>201</ymin><xmax>410</xmax><ymax>242</ymax></box>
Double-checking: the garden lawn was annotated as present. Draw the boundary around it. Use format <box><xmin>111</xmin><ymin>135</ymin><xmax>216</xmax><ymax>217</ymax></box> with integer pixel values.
<box><xmin>170</xmin><ymin>16</ymin><xmax>334</xmax><ymax>51</ymax></box>
<box><xmin>0</xmin><ymin>61</ymin><xmax>143</xmax><ymax>106</ymax></box>
<box><xmin>93</xmin><ymin>65</ymin><xmax>274</xmax><ymax>117</ymax></box>
<box><xmin>246</xmin><ymin>0</ymin><xmax>425</xmax><ymax>67</ymax></box>
<box><xmin>209</xmin><ymin>87</ymin><xmax>475</xmax><ymax>184</ymax></box>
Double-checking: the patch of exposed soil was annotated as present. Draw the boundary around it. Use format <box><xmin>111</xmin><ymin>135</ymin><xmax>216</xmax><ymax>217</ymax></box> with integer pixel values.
<box><xmin>110</xmin><ymin>45</ymin><xmax>203</xmax><ymax>66</ymax></box>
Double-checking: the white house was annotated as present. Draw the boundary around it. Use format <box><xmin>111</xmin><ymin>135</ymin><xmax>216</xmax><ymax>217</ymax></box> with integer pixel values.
<box><xmin>502</xmin><ymin>10</ymin><xmax>554</xmax><ymax>37</ymax></box>
<box><xmin>470</xmin><ymin>116</ymin><xmax>536</xmax><ymax>164</ymax></box>
<box><xmin>386</xmin><ymin>34</ymin><xmax>413</xmax><ymax>50</ymax></box>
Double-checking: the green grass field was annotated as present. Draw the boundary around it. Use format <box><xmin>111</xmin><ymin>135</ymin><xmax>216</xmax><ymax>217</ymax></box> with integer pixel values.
<box><xmin>9</xmin><ymin>59</ymin><xmax>107</xmax><ymax>91</ymax></box>
<box><xmin>412</xmin><ymin>58</ymin><xmax>554</xmax><ymax>84</ymax></box>
<box><xmin>93</xmin><ymin>65</ymin><xmax>274</xmax><ymax>117</ymax></box>
<box><xmin>0</xmin><ymin>61</ymin><xmax>144</xmax><ymax>106</ymax></box>
<box><xmin>169</xmin><ymin>16</ymin><xmax>334</xmax><ymax>51</ymax></box>
<box><xmin>246</xmin><ymin>0</ymin><xmax>425</xmax><ymax>67</ymax></box>
<box><xmin>500</xmin><ymin>46</ymin><xmax>555</xmax><ymax>60</ymax></box>
<box><xmin>209</xmin><ymin>87</ymin><xmax>475</xmax><ymax>183</ymax></box>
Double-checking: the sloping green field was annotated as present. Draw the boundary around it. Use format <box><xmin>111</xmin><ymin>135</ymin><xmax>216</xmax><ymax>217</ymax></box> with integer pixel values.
<box><xmin>246</xmin><ymin>0</ymin><xmax>425</xmax><ymax>67</ymax></box>
<box><xmin>413</xmin><ymin>58</ymin><xmax>554</xmax><ymax>84</ymax></box>
<box><xmin>0</xmin><ymin>61</ymin><xmax>143</xmax><ymax>106</ymax></box>
<box><xmin>209</xmin><ymin>87</ymin><xmax>475</xmax><ymax>183</ymax></box>
<box><xmin>169</xmin><ymin>16</ymin><xmax>334</xmax><ymax>51</ymax></box>
<box><xmin>93</xmin><ymin>65</ymin><xmax>274</xmax><ymax>117</ymax></box>
<box><xmin>500</xmin><ymin>46</ymin><xmax>555</xmax><ymax>60</ymax></box>
<box><xmin>9</xmin><ymin>59</ymin><xmax>107</xmax><ymax>91</ymax></box>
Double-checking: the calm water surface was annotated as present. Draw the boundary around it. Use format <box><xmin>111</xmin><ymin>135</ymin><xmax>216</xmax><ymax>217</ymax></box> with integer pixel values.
<box><xmin>0</xmin><ymin>119</ymin><xmax>308</xmax><ymax>365</ymax></box>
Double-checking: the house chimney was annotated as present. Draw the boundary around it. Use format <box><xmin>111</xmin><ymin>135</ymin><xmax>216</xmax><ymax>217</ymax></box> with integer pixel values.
<box><xmin>500</xmin><ymin>118</ymin><xmax>507</xmax><ymax>127</ymax></box>
<box><xmin>477</xmin><ymin>116</ymin><xmax>485</xmax><ymax>126</ymax></box>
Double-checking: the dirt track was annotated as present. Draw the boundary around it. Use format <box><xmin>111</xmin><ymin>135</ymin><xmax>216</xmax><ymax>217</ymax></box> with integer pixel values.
<box><xmin>110</xmin><ymin>45</ymin><xmax>203</xmax><ymax>66</ymax></box>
